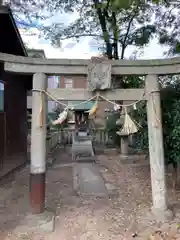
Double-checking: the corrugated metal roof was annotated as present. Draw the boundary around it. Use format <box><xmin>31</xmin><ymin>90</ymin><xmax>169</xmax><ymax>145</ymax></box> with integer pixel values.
<box><xmin>68</xmin><ymin>101</ymin><xmax>94</xmax><ymax>110</ymax></box>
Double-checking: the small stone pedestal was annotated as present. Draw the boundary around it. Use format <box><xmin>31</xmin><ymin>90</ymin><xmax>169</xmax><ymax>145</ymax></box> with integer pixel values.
<box><xmin>116</xmin><ymin>132</ymin><xmax>129</xmax><ymax>161</ymax></box>
<box><xmin>18</xmin><ymin>211</ymin><xmax>55</xmax><ymax>233</ymax></box>
<box><xmin>120</xmin><ymin>134</ymin><xmax>129</xmax><ymax>156</ymax></box>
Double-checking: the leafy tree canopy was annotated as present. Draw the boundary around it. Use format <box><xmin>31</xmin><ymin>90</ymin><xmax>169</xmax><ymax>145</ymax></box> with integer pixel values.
<box><xmin>11</xmin><ymin>0</ymin><xmax>160</xmax><ymax>59</ymax></box>
<box><xmin>154</xmin><ymin>1</ymin><xmax>180</xmax><ymax>55</ymax></box>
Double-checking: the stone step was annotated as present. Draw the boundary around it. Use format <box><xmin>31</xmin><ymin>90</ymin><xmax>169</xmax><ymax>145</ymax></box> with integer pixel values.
<box><xmin>76</xmin><ymin>156</ymin><xmax>96</xmax><ymax>163</ymax></box>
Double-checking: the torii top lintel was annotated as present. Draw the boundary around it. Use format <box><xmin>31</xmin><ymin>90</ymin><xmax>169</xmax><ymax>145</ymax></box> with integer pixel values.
<box><xmin>0</xmin><ymin>52</ymin><xmax>180</xmax><ymax>75</ymax></box>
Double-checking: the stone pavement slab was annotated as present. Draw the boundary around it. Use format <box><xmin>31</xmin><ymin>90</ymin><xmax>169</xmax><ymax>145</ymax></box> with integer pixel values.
<box><xmin>73</xmin><ymin>163</ymin><xmax>108</xmax><ymax>197</ymax></box>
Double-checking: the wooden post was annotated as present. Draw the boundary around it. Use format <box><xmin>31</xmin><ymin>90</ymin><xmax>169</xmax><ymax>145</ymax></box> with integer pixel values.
<box><xmin>145</xmin><ymin>74</ymin><xmax>172</xmax><ymax>220</ymax></box>
<box><xmin>30</xmin><ymin>72</ymin><xmax>47</xmax><ymax>214</ymax></box>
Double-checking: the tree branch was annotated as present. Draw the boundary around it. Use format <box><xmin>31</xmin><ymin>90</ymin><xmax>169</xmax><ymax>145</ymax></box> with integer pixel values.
<box><xmin>105</xmin><ymin>0</ymin><xmax>111</xmax><ymax>11</ymax></box>
<box><xmin>120</xmin><ymin>6</ymin><xmax>139</xmax><ymax>59</ymax></box>
<box><xmin>59</xmin><ymin>33</ymin><xmax>105</xmax><ymax>40</ymax></box>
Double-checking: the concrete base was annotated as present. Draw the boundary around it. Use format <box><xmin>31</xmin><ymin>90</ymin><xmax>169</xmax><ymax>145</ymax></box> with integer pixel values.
<box><xmin>120</xmin><ymin>154</ymin><xmax>149</xmax><ymax>165</ymax></box>
<box><xmin>76</xmin><ymin>155</ymin><xmax>96</xmax><ymax>163</ymax></box>
<box><xmin>20</xmin><ymin>211</ymin><xmax>55</xmax><ymax>232</ymax></box>
<box><xmin>119</xmin><ymin>155</ymin><xmax>129</xmax><ymax>163</ymax></box>
<box><xmin>151</xmin><ymin>207</ymin><xmax>173</xmax><ymax>222</ymax></box>
<box><xmin>120</xmin><ymin>154</ymin><xmax>129</xmax><ymax>159</ymax></box>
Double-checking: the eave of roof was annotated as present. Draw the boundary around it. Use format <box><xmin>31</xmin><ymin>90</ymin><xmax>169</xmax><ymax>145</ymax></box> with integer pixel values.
<box><xmin>0</xmin><ymin>5</ymin><xmax>28</xmax><ymax>57</ymax></box>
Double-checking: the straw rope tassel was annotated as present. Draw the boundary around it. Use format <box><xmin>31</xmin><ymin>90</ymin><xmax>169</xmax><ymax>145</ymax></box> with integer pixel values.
<box><xmin>120</xmin><ymin>107</ymin><xmax>138</xmax><ymax>135</ymax></box>
<box><xmin>38</xmin><ymin>91</ymin><xmax>43</xmax><ymax>128</ymax></box>
<box><xmin>87</xmin><ymin>93</ymin><xmax>99</xmax><ymax>117</ymax></box>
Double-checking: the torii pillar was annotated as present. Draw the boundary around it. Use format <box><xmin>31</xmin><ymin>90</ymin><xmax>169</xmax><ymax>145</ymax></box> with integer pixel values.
<box><xmin>30</xmin><ymin>72</ymin><xmax>47</xmax><ymax>214</ymax></box>
<box><xmin>146</xmin><ymin>74</ymin><xmax>172</xmax><ymax>221</ymax></box>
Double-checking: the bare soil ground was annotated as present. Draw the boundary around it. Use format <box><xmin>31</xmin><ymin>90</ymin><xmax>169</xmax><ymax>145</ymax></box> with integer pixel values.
<box><xmin>0</xmin><ymin>151</ymin><xmax>180</xmax><ymax>239</ymax></box>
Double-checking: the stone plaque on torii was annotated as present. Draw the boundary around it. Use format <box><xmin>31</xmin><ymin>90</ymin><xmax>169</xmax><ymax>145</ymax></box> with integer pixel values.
<box><xmin>87</xmin><ymin>56</ymin><xmax>112</xmax><ymax>92</ymax></box>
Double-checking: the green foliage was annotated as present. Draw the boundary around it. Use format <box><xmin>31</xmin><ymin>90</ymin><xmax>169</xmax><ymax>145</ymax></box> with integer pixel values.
<box><xmin>154</xmin><ymin>2</ymin><xmax>180</xmax><ymax>56</ymax></box>
<box><xmin>121</xmin><ymin>76</ymin><xmax>145</xmax><ymax>88</ymax></box>
<box><xmin>131</xmin><ymin>79</ymin><xmax>180</xmax><ymax>165</ymax></box>
<box><xmin>161</xmin><ymin>82</ymin><xmax>180</xmax><ymax>164</ymax></box>
<box><xmin>130</xmin><ymin>101</ymin><xmax>148</xmax><ymax>153</ymax></box>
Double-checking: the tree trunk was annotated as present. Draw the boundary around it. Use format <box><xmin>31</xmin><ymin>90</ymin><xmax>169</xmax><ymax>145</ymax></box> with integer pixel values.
<box><xmin>93</xmin><ymin>0</ymin><xmax>112</xmax><ymax>59</ymax></box>
<box><xmin>112</xmin><ymin>12</ymin><xmax>119</xmax><ymax>60</ymax></box>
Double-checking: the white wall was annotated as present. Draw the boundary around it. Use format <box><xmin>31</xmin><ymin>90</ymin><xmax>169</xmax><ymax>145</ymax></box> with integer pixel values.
<box><xmin>47</xmin><ymin>76</ymin><xmax>60</xmax><ymax>112</ymax></box>
<box><xmin>48</xmin><ymin>76</ymin><xmax>59</xmax><ymax>88</ymax></box>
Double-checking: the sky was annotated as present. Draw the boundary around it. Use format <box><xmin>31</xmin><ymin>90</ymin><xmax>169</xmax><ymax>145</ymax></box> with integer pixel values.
<box><xmin>21</xmin><ymin>32</ymin><xmax>168</xmax><ymax>60</ymax></box>
<box><xmin>17</xmin><ymin>11</ymin><xmax>170</xmax><ymax>60</ymax></box>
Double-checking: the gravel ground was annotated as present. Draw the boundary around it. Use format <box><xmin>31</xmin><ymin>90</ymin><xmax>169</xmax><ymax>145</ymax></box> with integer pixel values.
<box><xmin>0</xmin><ymin>153</ymin><xmax>180</xmax><ymax>239</ymax></box>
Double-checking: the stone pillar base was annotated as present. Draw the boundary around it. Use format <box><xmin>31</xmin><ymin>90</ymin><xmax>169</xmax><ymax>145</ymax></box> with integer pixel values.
<box><xmin>18</xmin><ymin>210</ymin><xmax>55</xmax><ymax>233</ymax></box>
<box><xmin>151</xmin><ymin>207</ymin><xmax>173</xmax><ymax>222</ymax></box>
<box><xmin>29</xmin><ymin>173</ymin><xmax>45</xmax><ymax>214</ymax></box>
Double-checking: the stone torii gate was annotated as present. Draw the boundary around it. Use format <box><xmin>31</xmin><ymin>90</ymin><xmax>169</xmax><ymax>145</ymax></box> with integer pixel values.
<box><xmin>3</xmin><ymin>53</ymin><xmax>180</xmax><ymax>222</ymax></box>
